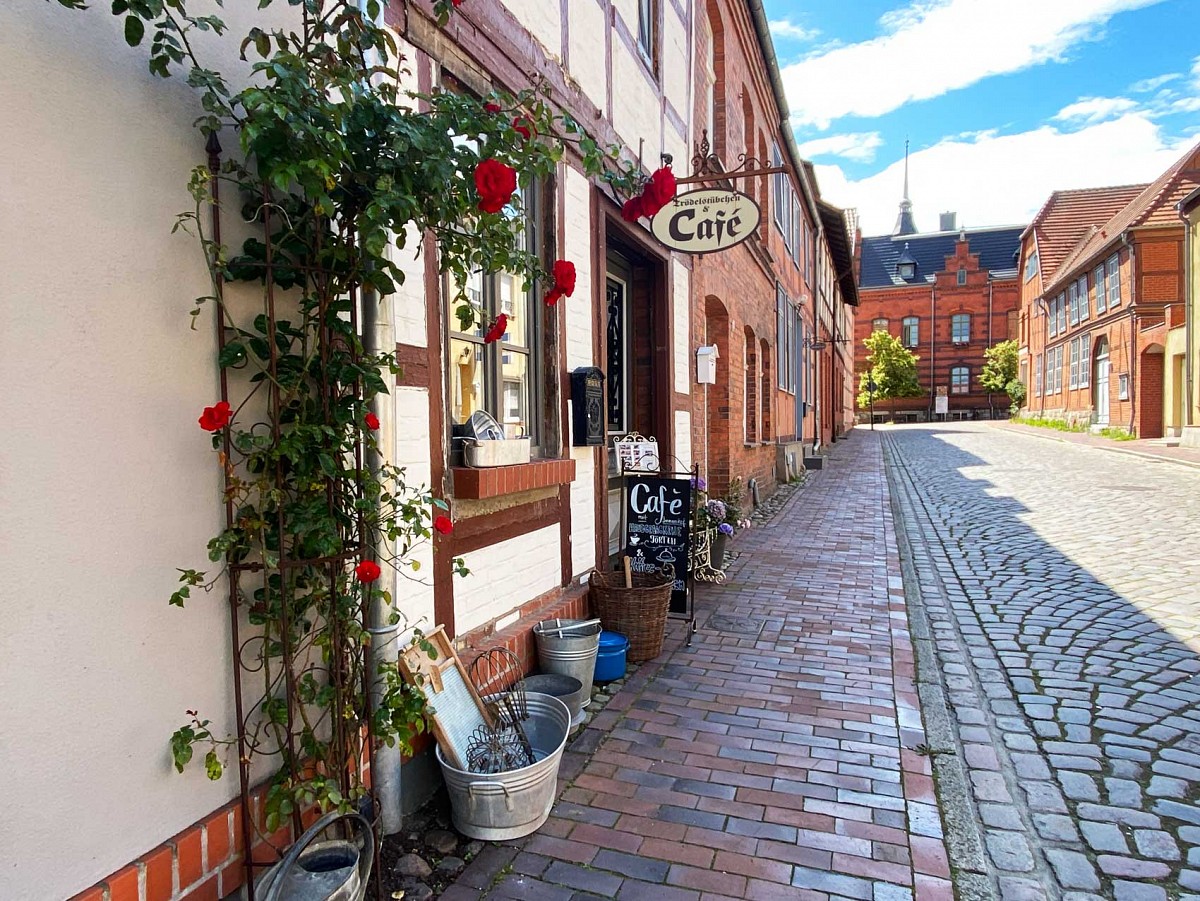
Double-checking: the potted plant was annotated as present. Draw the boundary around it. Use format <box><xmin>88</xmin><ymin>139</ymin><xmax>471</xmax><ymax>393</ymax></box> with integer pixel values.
<box><xmin>694</xmin><ymin>478</ymin><xmax>747</xmax><ymax>571</ymax></box>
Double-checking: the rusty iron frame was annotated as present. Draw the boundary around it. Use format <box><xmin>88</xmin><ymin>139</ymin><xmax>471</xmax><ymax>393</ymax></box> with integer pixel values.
<box><xmin>674</xmin><ymin>129</ymin><xmax>789</xmax><ymax>187</ymax></box>
<box><xmin>206</xmin><ymin>135</ymin><xmax>380</xmax><ymax>901</ymax></box>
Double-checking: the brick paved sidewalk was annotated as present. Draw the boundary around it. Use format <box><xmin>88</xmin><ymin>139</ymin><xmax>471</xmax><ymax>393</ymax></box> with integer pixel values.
<box><xmin>994</xmin><ymin>420</ymin><xmax>1200</xmax><ymax>468</ymax></box>
<box><xmin>440</xmin><ymin>431</ymin><xmax>951</xmax><ymax>901</ymax></box>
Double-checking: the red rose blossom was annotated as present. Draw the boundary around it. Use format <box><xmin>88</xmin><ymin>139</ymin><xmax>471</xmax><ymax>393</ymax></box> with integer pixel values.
<box><xmin>198</xmin><ymin>401</ymin><xmax>233</xmax><ymax>432</ymax></box>
<box><xmin>433</xmin><ymin>515</ymin><xmax>454</xmax><ymax>535</ymax></box>
<box><xmin>621</xmin><ymin>195</ymin><xmax>645</xmax><ymax>222</ymax></box>
<box><xmin>544</xmin><ymin>259</ymin><xmax>577</xmax><ymax>306</ymax></box>
<box><xmin>364</xmin><ymin>412</ymin><xmax>380</xmax><ymax>430</ymax></box>
<box><xmin>483</xmin><ymin>313</ymin><xmax>508</xmax><ymax>343</ymax></box>
<box><xmin>451</xmin><ymin>0</ymin><xmax>463</xmax><ymax>6</ymax></box>
<box><xmin>355</xmin><ymin>560</ymin><xmax>381</xmax><ymax>583</ymax></box>
<box><xmin>512</xmin><ymin>116</ymin><xmax>535</xmax><ymax>141</ymax></box>
<box><xmin>473</xmin><ymin>158</ymin><xmax>517</xmax><ymax>214</ymax></box>
<box><xmin>484</xmin><ymin>101</ymin><xmax>502</xmax><ymax>114</ymax></box>
<box><xmin>641</xmin><ymin>166</ymin><xmax>676</xmax><ymax>216</ymax></box>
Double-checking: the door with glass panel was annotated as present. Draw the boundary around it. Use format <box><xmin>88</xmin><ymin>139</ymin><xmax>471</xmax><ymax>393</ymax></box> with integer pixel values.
<box><xmin>1094</xmin><ymin>337</ymin><xmax>1110</xmax><ymax>425</ymax></box>
<box><xmin>605</xmin><ymin>255</ymin><xmax>632</xmax><ymax>559</ymax></box>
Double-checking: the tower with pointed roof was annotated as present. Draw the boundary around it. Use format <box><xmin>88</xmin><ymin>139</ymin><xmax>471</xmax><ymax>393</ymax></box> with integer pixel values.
<box><xmin>893</xmin><ymin>140</ymin><xmax>918</xmax><ymax>237</ymax></box>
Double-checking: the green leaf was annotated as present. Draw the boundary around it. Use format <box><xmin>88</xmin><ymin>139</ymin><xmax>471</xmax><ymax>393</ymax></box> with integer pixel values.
<box><xmin>204</xmin><ymin>750</ymin><xmax>223</xmax><ymax>780</ymax></box>
<box><xmin>124</xmin><ymin>14</ymin><xmax>145</xmax><ymax>46</ymax></box>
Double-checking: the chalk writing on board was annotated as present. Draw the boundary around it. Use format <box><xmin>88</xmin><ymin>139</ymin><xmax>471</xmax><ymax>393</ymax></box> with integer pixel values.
<box><xmin>623</xmin><ymin>474</ymin><xmax>692</xmax><ymax>614</ymax></box>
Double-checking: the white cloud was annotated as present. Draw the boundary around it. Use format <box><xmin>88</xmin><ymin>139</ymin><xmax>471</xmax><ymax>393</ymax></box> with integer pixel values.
<box><xmin>819</xmin><ymin>113</ymin><xmax>1193</xmax><ymax>236</ymax></box>
<box><xmin>769</xmin><ymin>18</ymin><xmax>820</xmax><ymax>43</ymax></box>
<box><xmin>797</xmin><ymin>132</ymin><xmax>884</xmax><ymax>163</ymax></box>
<box><xmin>1054</xmin><ymin>96</ymin><xmax>1139</xmax><ymax>123</ymax></box>
<box><xmin>1130</xmin><ymin>73</ymin><xmax>1179</xmax><ymax>93</ymax></box>
<box><xmin>781</xmin><ymin>0</ymin><xmax>1168</xmax><ymax>129</ymax></box>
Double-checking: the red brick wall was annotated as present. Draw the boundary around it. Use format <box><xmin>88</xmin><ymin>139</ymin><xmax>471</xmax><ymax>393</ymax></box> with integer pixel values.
<box><xmin>855</xmin><ymin>238</ymin><xmax>1020</xmax><ymax>416</ymax></box>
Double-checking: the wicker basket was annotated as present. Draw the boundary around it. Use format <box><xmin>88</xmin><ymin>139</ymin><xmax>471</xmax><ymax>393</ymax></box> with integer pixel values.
<box><xmin>590</xmin><ymin>569</ymin><xmax>673</xmax><ymax>663</ymax></box>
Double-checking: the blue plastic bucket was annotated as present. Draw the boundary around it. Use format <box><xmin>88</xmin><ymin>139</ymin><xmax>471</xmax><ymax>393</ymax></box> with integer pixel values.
<box><xmin>594</xmin><ymin>631</ymin><xmax>629</xmax><ymax>682</ymax></box>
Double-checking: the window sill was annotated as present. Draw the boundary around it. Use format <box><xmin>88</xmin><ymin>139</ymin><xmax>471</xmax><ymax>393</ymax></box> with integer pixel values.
<box><xmin>451</xmin><ymin>459</ymin><xmax>576</xmax><ymax>500</ymax></box>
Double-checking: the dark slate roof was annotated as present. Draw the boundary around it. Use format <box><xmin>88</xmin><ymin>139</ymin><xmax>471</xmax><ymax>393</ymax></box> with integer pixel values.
<box><xmin>858</xmin><ymin>226</ymin><xmax>1025</xmax><ymax>289</ymax></box>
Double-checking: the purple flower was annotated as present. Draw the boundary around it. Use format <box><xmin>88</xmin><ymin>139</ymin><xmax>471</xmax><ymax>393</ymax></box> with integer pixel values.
<box><xmin>705</xmin><ymin>499</ymin><xmax>726</xmax><ymax>520</ymax></box>
<box><xmin>718</xmin><ymin>522</ymin><xmax>734</xmax><ymax>536</ymax></box>
<box><xmin>691</xmin><ymin>476</ymin><xmax>707</xmax><ymax>491</ymax></box>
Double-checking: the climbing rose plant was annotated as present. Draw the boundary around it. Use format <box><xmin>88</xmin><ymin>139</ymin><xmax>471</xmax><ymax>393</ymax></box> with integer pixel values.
<box><xmin>55</xmin><ymin>0</ymin><xmax>649</xmax><ymax>845</ymax></box>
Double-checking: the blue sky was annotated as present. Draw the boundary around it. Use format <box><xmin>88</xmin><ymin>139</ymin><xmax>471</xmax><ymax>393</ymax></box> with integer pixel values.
<box><xmin>762</xmin><ymin>0</ymin><xmax>1200</xmax><ymax>235</ymax></box>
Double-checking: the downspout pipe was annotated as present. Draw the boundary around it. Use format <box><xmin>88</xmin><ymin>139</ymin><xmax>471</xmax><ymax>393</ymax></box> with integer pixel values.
<box><xmin>1181</xmin><ymin>195</ymin><xmax>1195</xmax><ymax>427</ymax></box>
<box><xmin>1123</xmin><ymin>232</ymin><xmax>1138</xmax><ymax>435</ymax></box>
<box><xmin>359</xmin><ymin>0</ymin><xmax>402</xmax><ymax>837</ymax></box>
<box><xmin>987</xmin><ymin>274</ymin><xmax>994</xmax><ymax>416</ymax></box>
<box><xmin>929</xmin><ymin>284</ymin><xmax>936</xmax><ymax>420</ymax></box>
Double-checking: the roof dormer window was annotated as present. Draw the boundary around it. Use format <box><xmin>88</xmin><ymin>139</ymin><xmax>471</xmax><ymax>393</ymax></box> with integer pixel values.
<box><xmin>896</xmin><ymin>243</ymin><xmax>917</xmax><ymax>280</ymax></box>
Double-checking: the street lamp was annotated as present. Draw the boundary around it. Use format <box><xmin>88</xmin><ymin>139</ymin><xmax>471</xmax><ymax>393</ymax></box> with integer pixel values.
<box><xmin>868</xmin><ymin>378</ymin><xmax>877</xmax><ymax>431</ymax></box>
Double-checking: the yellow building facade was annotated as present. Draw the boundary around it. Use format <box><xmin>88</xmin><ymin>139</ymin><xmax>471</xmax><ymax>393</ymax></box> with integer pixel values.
<box><xmin>1180</xmin><ymin>187</ymin><xmax>1200</xmax><ymax>446</ymax></box>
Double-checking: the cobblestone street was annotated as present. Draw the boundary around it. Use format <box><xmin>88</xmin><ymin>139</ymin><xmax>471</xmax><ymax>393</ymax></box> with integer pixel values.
<box><xmin>885</xmin><ymin>422</ymin><xmax>1200</xmax><ymax>901</ymax></box>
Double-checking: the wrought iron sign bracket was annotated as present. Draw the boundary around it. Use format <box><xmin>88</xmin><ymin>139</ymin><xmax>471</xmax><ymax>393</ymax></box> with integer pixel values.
<box><xmin>675</xmin><ymin>129</ymin><xmax>789</xmax><ymax>186</ymax></box>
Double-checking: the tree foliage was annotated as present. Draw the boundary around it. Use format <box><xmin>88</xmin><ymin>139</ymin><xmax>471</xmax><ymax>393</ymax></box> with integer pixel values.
<box><xmin>980</xmin><ymin>339</ymin><xmax>1020</xmax><ymax>394</ymax></box>
<box><xmin>857</xmin><ymin>330</ymin><xmax>922</xmax><ymax>409</ymax></box>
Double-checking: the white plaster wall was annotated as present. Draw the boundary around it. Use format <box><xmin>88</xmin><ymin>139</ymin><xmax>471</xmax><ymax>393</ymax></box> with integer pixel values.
<box><xmin>673</xmin><ymin>259</ymin><xmax>691</xmax><ymax>390</ymax></box>
<box><xmin>501</xmin><ymin>0</ymin><xmax>562</xmax><ymax>59</ymax></box>
<box><xmin>390</xmin><ymin>229</ymin><xmax>429</xmax><ymax>349</ymax></box>
<box><xmin>662</xmin><ymin>3</ymin><xmax>690</xmax><ymax>125</ymax></box>
<box><xmin>0</xmin><ymin>4</ymin><xmax>291</xmax><ymax>898</ymax></box>
<box><xmin>455</xmin><ymin>526</ymin><xmax>562</xmax><ymax>633</ymax></box>
<box><xmin>675</xmin><ymin>411</ymin><xmax>693</xmax><ymax>472</ymax></box>
<box><xmin>611</xmin><ymin>40</ymin><xmax>662</xmax><ymax>155</ymax></box>
<box><xmin>568</xmin><ymin>0</ymin><xmax>608</xmax><ymax>110</ymax></box>
<box><xmin>564</xmin><ymin>167</ymin><xmax>595</xmax><ymax>370</ymax></box>
<box><xmin>391</xmin><ymin>388</ymin><xmax>437</xmax><ymax>632</ymax></box>
<box><xmin>612</xmin><ymin>0</ymin><xmax>639</xmax><ymax>32</ymax></box>
<box><xmin>569</xmin><ymin>446</ymin><xmax>598</xmax><ymax>577</ymax></box>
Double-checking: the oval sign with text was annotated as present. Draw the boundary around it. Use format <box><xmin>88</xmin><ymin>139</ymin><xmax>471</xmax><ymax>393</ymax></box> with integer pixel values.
<box><xmin>650</xmin><ymin>188</ymin><xmax>761</xmax><ymax>254</ymax></box>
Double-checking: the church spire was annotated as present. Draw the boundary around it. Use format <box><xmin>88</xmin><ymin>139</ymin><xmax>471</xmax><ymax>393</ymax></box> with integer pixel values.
<box><xmin>894</xmin><ymin>140</ymin><xmax>918</xmax><ymax>237</ymax></box>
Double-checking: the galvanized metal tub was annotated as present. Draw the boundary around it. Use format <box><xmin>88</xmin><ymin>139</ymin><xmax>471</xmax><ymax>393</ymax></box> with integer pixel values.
<box><xmin>436</xmin><ymin>693</ymin><xmax>570</xmax><ymax>841</ymax></box>
<box><xmin>524</xmin><ymin>673</ymin><xmax>586</xmax><ymax>726</ymax></box>
<box><xmin>533</xmin><ymin>618</ymin><xmax>601</xmax><ymax>709</ymax></box>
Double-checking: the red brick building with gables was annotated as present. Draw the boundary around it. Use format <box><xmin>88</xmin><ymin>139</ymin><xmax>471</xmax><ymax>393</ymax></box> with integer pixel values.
<box><xmin>855</xmin><ymin>179</ymin><xmax>1023</xmax><ymax>421</ymax></box>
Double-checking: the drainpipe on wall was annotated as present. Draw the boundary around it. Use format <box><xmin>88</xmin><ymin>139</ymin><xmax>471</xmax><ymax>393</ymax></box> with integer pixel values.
<box><xmin>929</xmin><ymin>284</ymin><xmax>936</xmax><ymax>420</ymax></box>
<box><xmin>987</xmin><ymin>274</ymin><xmax>994</xmax><ymax>416</ymax></box>
<box><xmin>359</xmin><ymin>0</ymin><xmax>402</xmax><ymax>837</ymax></box>
<box><xmin>1123</xmin><ymin>233</ymin><xmax>1138</xmax><ymax>435</ymax></box>
<box><xmin>1181</xmin><ymin>202</ymin><xmax>1194</xmax><ymax>427</ymax></box>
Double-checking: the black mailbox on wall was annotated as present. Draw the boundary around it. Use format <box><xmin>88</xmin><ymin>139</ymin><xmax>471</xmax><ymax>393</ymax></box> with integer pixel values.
<box><xmin>570</xmin><ymin>367</ymin><xmax>605</xmax><ymax>446</ymax></box>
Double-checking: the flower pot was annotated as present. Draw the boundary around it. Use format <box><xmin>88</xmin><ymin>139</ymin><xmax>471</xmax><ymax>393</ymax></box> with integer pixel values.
<box><xmin>711</xmin><ymin>532</ymin><xmax>728</xmax><ymax>570</ymax></box>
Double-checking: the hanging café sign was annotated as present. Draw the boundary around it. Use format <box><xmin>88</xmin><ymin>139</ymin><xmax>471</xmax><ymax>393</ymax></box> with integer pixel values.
<box><xmin>651</xmin><ymin>189</ymin><xmax>760</xmax><ymax>254</ymax></box>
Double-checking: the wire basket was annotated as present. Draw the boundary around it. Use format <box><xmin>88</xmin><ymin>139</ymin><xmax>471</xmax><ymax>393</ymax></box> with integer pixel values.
<box><xmin>589</xmin><ymin>569</ymin><xmax>673</xmax><ymax>663</ymax></box>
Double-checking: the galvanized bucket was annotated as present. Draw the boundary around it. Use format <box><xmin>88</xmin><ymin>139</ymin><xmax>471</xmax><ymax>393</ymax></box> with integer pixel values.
<box><xmin>436</xmin><ymin>693</ymin><xmax>570</xmax><ymax>841</ymax></box>
<box><xmin>524</xmin><ymin>673</ymin><xmax>586</xmax><ymax>726</ymax></box>
<box><xmin>533</xmin><ymin>618</ymin><xmax>601</xmax><ymax>709</ymax></box>
<box><xmin>258</xmin><ymin>810</ymin><xmax>373</xmax><ymax>901</ymax></box>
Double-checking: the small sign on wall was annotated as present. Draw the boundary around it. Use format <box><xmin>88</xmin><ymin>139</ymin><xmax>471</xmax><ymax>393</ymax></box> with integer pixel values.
<box><xmin>613</xmin><ymin>433</ymin><xmax>659</xmax><ymax>474</ymax></box>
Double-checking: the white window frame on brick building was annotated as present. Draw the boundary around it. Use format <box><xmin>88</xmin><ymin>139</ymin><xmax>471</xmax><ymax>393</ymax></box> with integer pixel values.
<box><xmin>1094</xmin><ymin>265</ymin><xmax>1107</xmax><ymax>314</ymax></box>
<box><xmin>902</xmin><ymin>316</ymin><xmax>919</xmax><ymax>348</ymax></box>
<box><xmin>1034</xmin><ymin>353</ymin><xmax>1043</xmax><ymax>396</ymax></box>
<box><xmin>1069</xmin><ymin>338</ymin><xmax>1079</xmax><ymax>389</ymax></box>
<box><xmin>951</xmin><ymin>313</ymin><xmax>970</xmax><ymax>344</ymax></box>
<box><xmin>1068</xmin><ymin>282</ymin><xmax>1079</xmax><ymax>326</ymax></box>
<box><xmin>951</xmin><ymin>366</ymin><xmax>969</xmax><ymax>394</ymax></box>
<box><xmin>1057</xmin><ymin>292</ymin><xmax>1067</xmax><ymax>334</ymax></box>
<box><xmin>872</xmin><ymin>317</ymin><xmax>888</xmax><ymax>334</ymax></box>
<box><xmin>1078</xmin><ymin>334</ymin><xmax>1091</xmax><ymax>388</ymax></box>
<box><xmin>1107</xmin><ymin>254</ymin><xmax>1121</xmax><ymax>307</ymax></box>
<box><xmin>1076</xmin><ymin>275</ymin><xmax>1089</xmax><ymax>321</ymax></box>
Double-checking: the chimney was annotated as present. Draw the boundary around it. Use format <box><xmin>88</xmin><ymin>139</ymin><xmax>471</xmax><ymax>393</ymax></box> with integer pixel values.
<box><xmin>939</xmin><ymin>211</ymin><xmax>957</xmax><ymax>232</ymax></box>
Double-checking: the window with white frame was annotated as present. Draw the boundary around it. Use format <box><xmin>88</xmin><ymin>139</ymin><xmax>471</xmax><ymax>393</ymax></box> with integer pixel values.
<box><xmin>772</xmin><ymin>144</ymin><xmax>785</xmax><ymax>233</ymax></box>
<box><xmin>1057</xmin><ymin>292</ymin><xmax>1066</xmax><ymax>333</ymax></box>
<box><xmin>1034</xmin><ymin>353</ymin><xmax>1043</xmax><ymax>396</ymax></box>
<box><xmin>1057</xmin><ymin>345</ymin><xmax>1065</xmax><ymax>394</ymax></box>
<box><xmin>951</xmin><ymin>312</ymin><xmax>970</xmax><ymax>343</ymax></box>
<box><xmin>1094</xmin><ymin>265</ymin><xmax>1107</xmax><ymax>314</ymax></box>
<box><xmin>1068</xmin><ymin>282</ymin><xmax>1079</xmax><ymax>326</ymax></box>
<box><xmin>1107</xmin><ymin>255</ymin><xmax>1120</xmax><ymax>307</ymax></box>
<box><xmin>902</xmin><ymin>316</ymin><xmax>919</xmax><ymax>347</ymax></box>
<box><xmin>957</xmin><ymin>268</ymin><xmax>967</xmax><ymax>286</ymax></box>
<box><xmin>637</xmin><ymin>0</ymin><xmax>657</xmax><ymax>72</ymax></box>
<box><xmin>1079</xmin><ymin>335</ymin><xmax>1091</xmax><ymax>387</ymax></box>
<box><xmin>1024</xmin><ymin>249</ymin><xmax>1039</xmax><ymax>282</ymax></box>
<box><xmin>1069</xmin><ymin>338</ymin><xmax>1079</xmax><ymax>389</ymax></box>
<box><xmin>791</xmin><ymin>197</ymin><xmax>802</xmax><ymax>266</ymax></box>
<box><xmin>1077</xmin><ymin>275</ymin><xmax>1089</xmax><ymax>321</ymax></box>
<box><xmin>776</xmin><ymin>285</ymin><xmax>795</xmax><ymax>392</ymax></box>
<box><xmin>449</xmin><ymin>179</ymin><xmax>545</xmax><ymax>447</ymax></box>
<box><xmin>951</xmin><ymin>366</ymin><xmax>969</xmax><ymax>394</ymax></box>
<box><xmin>1118</xmin><ymin>372</ymin><xmax>1129</xmax><ymax>400</ymax></box>
<box><xmin>872</xmin><ymin>317</ymin><xmax>889</xmax><ymax>333</ymax></box>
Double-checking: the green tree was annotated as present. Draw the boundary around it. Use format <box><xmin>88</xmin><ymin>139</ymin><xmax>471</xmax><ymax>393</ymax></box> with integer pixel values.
<box><xmin>857</xmin><ymin>330</ymin><xmax>923</xmax><ymax>416</ymax></box>
<box><xmin>980</xmin><ymin>339</ymin><xmax>1025</xmax><ymax>414</ymax></box>
<box><xmin>980</xmin><ymin>339</ymin><xmax>1020</xmax><ymax>393</ymax></box>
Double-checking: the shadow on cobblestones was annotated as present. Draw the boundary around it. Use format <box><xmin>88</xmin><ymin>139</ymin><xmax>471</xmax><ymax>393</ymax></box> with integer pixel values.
<box><xmin>884</xmin><ymin>424</ymin><xmax>1200</xmax><ymax>901</ymax></box>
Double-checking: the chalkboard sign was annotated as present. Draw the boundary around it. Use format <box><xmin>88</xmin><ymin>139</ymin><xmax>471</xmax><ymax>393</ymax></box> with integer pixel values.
<box><xmin>624</xmin><ymin>475</ymin><xmax>693</xmax><ymax>614</ymax></box>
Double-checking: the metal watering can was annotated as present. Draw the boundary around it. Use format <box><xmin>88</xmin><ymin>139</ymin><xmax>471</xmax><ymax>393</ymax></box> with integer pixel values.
<box><xmin>258</xmin><ymin>810</ymin><xmax>374</xmax><ymax>901</ymax></box>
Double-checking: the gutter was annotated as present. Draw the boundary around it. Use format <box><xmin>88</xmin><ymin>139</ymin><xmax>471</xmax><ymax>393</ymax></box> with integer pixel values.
<box><xmin>1180</xmin><ymin>188</ymin><xmax>1200</xmax><ymax>427</ymax></box>
<box><xmin>1123</xmin><ymin>232</ymin><xmax>1138</xmax><ymax>435</ymax></box>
